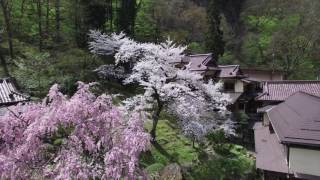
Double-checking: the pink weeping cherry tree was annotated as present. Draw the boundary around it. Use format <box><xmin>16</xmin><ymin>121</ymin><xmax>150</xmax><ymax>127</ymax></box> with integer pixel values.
<box><xmin>0</xmin><ymin>82</ymin><xmax>150</xmax><ymax>179</ymax></box>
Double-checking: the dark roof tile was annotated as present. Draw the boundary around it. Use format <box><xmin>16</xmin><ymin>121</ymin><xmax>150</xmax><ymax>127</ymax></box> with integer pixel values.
<box><xmin>267</xmin><ymin>92</ymin><xmax>320</xmax><ymax>146</ymax></box>
<box><xmin>186</xmin><ymin>53</ymin><xmax>218</xmax><ymax>71</ymax></box>
<box><xmin>0</xmin><ymin>78</ymin><xmax>29</xmax><ymax>105</ymax></box>
<box><xmin>217</xmin><ymin>65</ymin><xmax>247</xmax><ymax>78</ymax></box>
<box><xmin>256</xmin><ymin>81</ymin><xmax>320</xmax><ymax>101</ymax></box>
<box><xmin>254</xmin><ymin>122</ymin><xmax>291</xmax><ymax>173</ymax></box>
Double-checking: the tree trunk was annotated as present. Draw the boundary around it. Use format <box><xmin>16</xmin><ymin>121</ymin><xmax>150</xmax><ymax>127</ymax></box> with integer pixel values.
<box><xmin>115</xmin><ymin>0</ymin><xmax>118</xmax><ymax>31</ymax></box>
<box><xmin>150</xmin><ymin>104</ymin><xmax>163</xmax><ymax>142</ymax></box>
<box><xmin>45</xmin><ymin>0</ymin><xmax>50</xmax><ymax>38</ymax></box>
<box><xmin>55</xmin><ymin>0</ymin><xmax>61</xmax><ymax>42</ymax></box>
<box><xmin>74</xmin><ymin>0</ymin><xmax>81</xmax><ymax>47</ymax></box>
<box><xmin>107</xmin><ymin>0</ymin><xmax>113</xmax><ymax>32</ymax></box>
<box><xmin>0</xmin><ymin>0</ymin><xmax>14</xmax><ymax>59</ymax></box>
<box><xmin>118</xmin><ymin>0</ymin><xmax>137</xmax><ymax>35</ymax></box>
<box><xmin>150</xmin><ymin>94</ymin><xmax>163</xmax><ymax>142</ymax></box>
<box><xmin>37</xmin><ymin>0</ymin><xmax>43</xmax><ymax>51</ymax></box>
<box><xmin>17</xmin><ymin>0</ymin><xmax>26</xmax><ymax>30</ymax></box>
<box><xmin>0</xmin><ymin>51</ymin><xmax>10</xmax><ymax>77</ymax></box>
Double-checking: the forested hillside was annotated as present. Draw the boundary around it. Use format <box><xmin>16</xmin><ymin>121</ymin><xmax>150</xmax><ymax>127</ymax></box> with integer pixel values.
<box><xmin>1</xmin><ymin>0</ymin><xmax>319</xmax><ymax>97</ymax></box>
<box><xmin>2</xmin><ymin>0</ymin><xmax>318</xmax><ymax>179</ymax></box>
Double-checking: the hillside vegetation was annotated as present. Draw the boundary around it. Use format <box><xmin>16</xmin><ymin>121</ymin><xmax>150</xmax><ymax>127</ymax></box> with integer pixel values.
<box><xmin>0</xmin><ymin>0</ymin><xmax>317</xmax><ymax>179</ymax></box>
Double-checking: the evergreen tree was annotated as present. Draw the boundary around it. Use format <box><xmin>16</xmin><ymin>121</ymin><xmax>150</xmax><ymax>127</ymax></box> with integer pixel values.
<box><xmin>117</xmin><ymin>0</ymin><xmax>138</xmax><ymax>36</ymax></box>
<box><xmin>206</xmin><ymin>0</ymin><xmax>225</xmax><ymax>60</ymax></box>
<box><xmin>75</xmin><ymin>0</ymin><xmax>108</xmax><ymax>47</ymax></box>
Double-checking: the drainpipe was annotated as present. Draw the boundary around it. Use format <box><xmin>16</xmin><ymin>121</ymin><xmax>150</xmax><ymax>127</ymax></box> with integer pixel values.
<box><xmin>286</xmin><ymin>144</ymin><xmax>290</xmax><ymax>178</ymax></box>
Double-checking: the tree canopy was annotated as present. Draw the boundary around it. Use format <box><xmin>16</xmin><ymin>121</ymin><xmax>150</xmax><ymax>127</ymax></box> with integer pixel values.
<box><xmin>0</xmin><ymin>82</ymin><xmax>150</xmax><ymax>179</ymax></box>
<box><xmin>89</xmin><ymin>31</ymin><xmax>231</xmax><ymax>141</ymax></box>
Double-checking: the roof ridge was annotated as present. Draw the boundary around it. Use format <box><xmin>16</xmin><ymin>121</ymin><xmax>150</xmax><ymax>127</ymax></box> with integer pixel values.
<box><xmin>285</xmin><ymin>91</ymin><xmax>320</xmax><ymax>101</ymax></box>
<box><xmin>232</xmin><ymin>65</ymin><xmax>239</xmax><ymax>72</ymax></box>
<box><xmin>0</xmin><ymin>77</ymin><xmax>11</xmax><ymax>80</ymax></box>
<box><xmin>264</xmin><ymin>80</ymin><xmax>320</xmax><ymax>83</ymax></box>
<box><xmin>241</xmin><ymin>68</ymin><xmax>284</xmax><ymax>72</ymax></box>
<box><xmin>202</xmin><ymin>54</ymin><xmax>213</xmax><ymax>66</ymax></box>
<box><xmin>255</xmin><ymin>92</ymin><xmax>267</xmax><ymax>100</ymax></box>
<box><xmin>218</xmin><ymin>65</ymin><xmax>239</xmax><ymax>67</ymax></box>
<box><xmin>188</xmin><ymin>53</ymin><xmax>212</xmax><ymax>57</ymax></box>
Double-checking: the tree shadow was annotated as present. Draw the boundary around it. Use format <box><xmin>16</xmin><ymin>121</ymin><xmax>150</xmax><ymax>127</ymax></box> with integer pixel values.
<box><xmin>152</xmin><ymin>141</ymin><xmax>178</xmax><ymax>164</ymax></box>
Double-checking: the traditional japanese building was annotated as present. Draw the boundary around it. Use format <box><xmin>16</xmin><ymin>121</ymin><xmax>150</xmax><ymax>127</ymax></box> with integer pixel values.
<box><xmin>256</xmin><ymin>80</ymin><xmax>320</xmax><ymax>106</ymax></box>
<box><xmin>0</xmin><ymin>78</ymin><xmax>29</xmax><ymax>115</ymax></box>
<box><xmin>242</xmin><ymin>68</ymin><xmax>284</xmax><ymax>81</ymax></box>
<box><xmin>177</xmin><ymin>54</ymin><xmax>320</xmax><ymax>179</ymax></box>
<box><xmin>174</xmin><ymin>54</ymin><xmax>261</xmax><ymax>110</ymax></box>
<box><xmin>171</xmin><ymin>53</ymin><xmax>220</xmax><ymax>78</ymax></box>
<box><xmin>175</xmin><ymin>54</ymin><xmax>320</xmax><ymax>179</ymax></box>
<box><xmin>217</xmin><ymin>65</ymin><xmax>261</xmax><ymax>112</ymax></box>
<box><xmin>254</xmin><ymin>92</ymin><xmax>320</xmax><ymax>179</ymax></box>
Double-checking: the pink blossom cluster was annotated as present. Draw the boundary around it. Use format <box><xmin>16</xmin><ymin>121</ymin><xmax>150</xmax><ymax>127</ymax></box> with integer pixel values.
<box><xmin>0</xmin><ymin>82</ymin><xmax>150</xmax><ymax>179</ymax></box>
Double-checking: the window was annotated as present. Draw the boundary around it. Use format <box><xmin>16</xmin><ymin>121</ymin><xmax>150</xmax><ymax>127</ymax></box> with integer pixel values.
<box><xmin>224</xmin><ymin>82</ymin><xmax>235</xmax><ymax>91</ymax></box>
<box><xmin>239</xmin><ymin>103</ymin><xmax>245</xmax><ymax>110</ymax></box>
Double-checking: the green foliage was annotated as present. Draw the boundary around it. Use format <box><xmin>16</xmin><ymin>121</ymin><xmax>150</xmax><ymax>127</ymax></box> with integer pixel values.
<box><xmin>150</xmin><ymin>0</ymin><xmax>208</xmax><ymax>46</ymax></box>
<box><xmin>246</xmin><ymin>16</ymin><xmax>280</xmax><ymax>33</ymax></box>
<box><xmin>10</xmin><ymin>43</ymin><xmax>102</xmax><ymax>97</ymax></box>
<box><xmin>187</xmin><ymin>144</ymin><xmax>256</xmax><ymax>180</ymax></box>
<box><xmin>134</xmin><ymin>0</ymin><xmax>157</xmax><ymax>42</ymax></box>
<box><xmin>1</xmin><ymin>0</ymin><xmax>320</xmax><ymax>83</ymax></box>
<box><xmin>187</xmin><ymin>42</ymin><xmax>207</xmax><ymax>54</ymax></box>
<box><xmin>232</xmin><ymin>111</ymin><xmax>250</xmax><ymax>141</ymax></box>
<box><xmin>12</xmin><ymin>49</ymin><xmax>52</xmax><ymax>97</ymax></box>
<box><xmin>224</xmin><ymin>1</ymin><xmax>320</xmax><ymax>79</ymax></box>
<box><xmin>235</xmin><ymin>111</ymin><xmax>249</xmax><ymax>126</ymax></box>
<box><xmin>117</xmin><ymin>0</ymin><xmax>138</xmax><ymax>35</ymax></box>
<box><xmin>185</xmin><ymin>129</ymin><xmax>257</xmax><ymax>180</ymax></box>
<box><xmin>141</xmin><ymin>118</ymin><xmax>257</xmax><ymax>179</ymax></box>
<box><xmin>2</xmin><ymin>1</ymin><xmax>320</xmax><ymax>177</ymax></box>
<box><xmin>206</xmin><ymin>0</ymin><xmax>225</xmax><ymax>59</ymax></box>
<box><xmin>207</xmin><ymin>130</ymin><xmax>227</xmax><ymax>146</ymax></box>
<box><xmin>145</xmin><ymin>163</ymin><xmax>165</xmax><ymax>177</ymax></box>
<box><xmin>43</xmin><ymin>125</ymin><xmax>74</xmax><ymax>155</ymax></box>
<box><xmin>143</xmin><ymin>119</ymin><xmax>198</xmax><ymax>166</ymax></box>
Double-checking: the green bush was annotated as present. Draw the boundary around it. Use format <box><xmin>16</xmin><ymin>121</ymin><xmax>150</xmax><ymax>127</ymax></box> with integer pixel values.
<box><xmin>187</xmin><ymin>144</ymin><xmax>255</xmax><ymax>180</ymax></box>
<box><xmin>145</xmin><ymin>163</ymin><xmax>165</xmax><ymax>175</ymax></box>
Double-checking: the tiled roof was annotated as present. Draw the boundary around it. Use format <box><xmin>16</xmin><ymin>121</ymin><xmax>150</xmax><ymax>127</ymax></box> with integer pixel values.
<box><xmin>256</xmin><ymin>81</ymin><xmax>320</xmax><ymax>101</ymax></box>
<box><xmin>254</xmin><ymin>122</ymin><xmax>291</xmax><ymax>174</ymax></box>
<box><xmin>172</xmin><ymin>53</ymin><xmax>282</xmax><ymax>81</ymax></box>
<box><xmin>267</xmin><ymin>92</ymin><xmax>320</xmax><ymax>147</ymax></box>
<box><xmin>0</xmin><ymin>78</ymin><xmax>29</xmax><ymax>105</ymax></box>
<box><xmin>218</xmin><ymin>65</ymin><xmax>245</xmax><ymax>78</ymax></box>
<box><xmin>185</xmin><ymin>53</ymin><xmax>218</xmax><ymax>71</ymax></box>
<box><xmin>172</xmin><ymin>54</ymin><xmax>246</xmax><ymax>78</ymax></box>
<box><xmin>170</xmin><ymin>53</ymin><xmax>215</xmax><ymax>67</ymax></box>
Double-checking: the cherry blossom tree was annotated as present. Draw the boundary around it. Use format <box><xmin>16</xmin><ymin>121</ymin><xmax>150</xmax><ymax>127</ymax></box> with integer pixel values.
<box><xmin>0</xmin><ymin>82</ymin><xmax>150</xmax><ymax>179</ymax></box>
<box><xmin>89</xmin><ymin>31</ymin><xmax>231</xmax><ymax>142</ymax></box>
